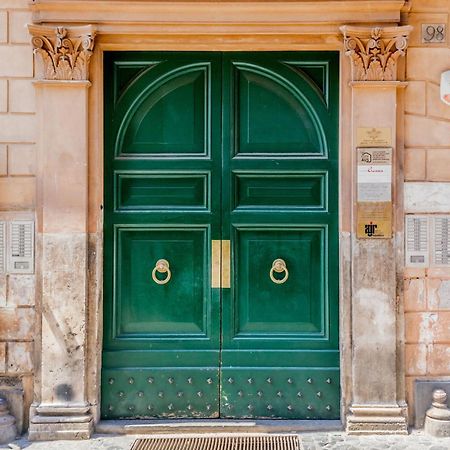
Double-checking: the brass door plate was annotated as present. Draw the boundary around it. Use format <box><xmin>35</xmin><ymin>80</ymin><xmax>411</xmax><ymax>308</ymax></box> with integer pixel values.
<box><xmin>211</xmin><ymin>240</ymin><xmax>231</xmax><ymax>288</ymax></box>
<box><xmin>211</xmin><ymin>240</ymin><xmax>221</xmax><ymax>288</ymax></box>
<box><xmin>221</xmin><ymin>240</ymin><xmax>230</xmax><ymax>288</ymax></box>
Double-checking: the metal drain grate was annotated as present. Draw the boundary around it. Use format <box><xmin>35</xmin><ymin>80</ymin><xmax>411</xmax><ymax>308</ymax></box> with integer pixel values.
<box><xmin>131</xmin><ymin>434</ymin><xmax>301</xmax><ymax>450</ymax></box>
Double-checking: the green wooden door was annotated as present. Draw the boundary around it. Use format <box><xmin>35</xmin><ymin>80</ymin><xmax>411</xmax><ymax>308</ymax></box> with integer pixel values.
<box><xmin>220</xmin><ymin>53</ymin><xmax>339</xmax><ymax>419</ymax></box>
<box><xmin>102</xmin><ymin>52</ymin><xmax>339</xmax><ymax>420</ymax></box>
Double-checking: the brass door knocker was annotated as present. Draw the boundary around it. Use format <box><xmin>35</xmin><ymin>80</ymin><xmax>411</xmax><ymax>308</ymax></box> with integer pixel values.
<box><xmin>152</xmin><ymin>259</ymin><xmax>171</xmax><ymax>285</ymax></box>
<box><xmin>269</xmin><ymin>258</ymin><xmax>289</xmax><ymax>284</ymax></box>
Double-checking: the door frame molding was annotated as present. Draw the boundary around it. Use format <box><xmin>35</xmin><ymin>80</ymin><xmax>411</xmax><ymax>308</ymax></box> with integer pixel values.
<box><xmin>28</xmin><ymin>0</ymin><xmax>410</xmax><ymax>438</ymax></box>
<box><xmin>89</xmin><ymin>36</ymin><xmax>352</xmax><ymax>422</ymax></box>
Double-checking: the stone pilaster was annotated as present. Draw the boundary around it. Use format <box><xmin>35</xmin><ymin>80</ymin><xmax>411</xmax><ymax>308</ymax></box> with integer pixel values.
<box><xmin>340</xmin><ymin>25</ymin><xmax>412</xmax><ymax>435</ymax></box>
<box><xmin>27</xmin><ymin>24</ymin><xmax>95</xmax><ymax>440</ymax></box>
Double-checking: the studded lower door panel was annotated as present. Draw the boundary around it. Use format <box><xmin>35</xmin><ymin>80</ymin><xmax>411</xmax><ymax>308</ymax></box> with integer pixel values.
<box><xmin>220</xmin><ymin>369</ymin><xmax>339</xmax><ymax>419</ymax></box>
<box><xmin>101</xmin><ymin>369</ymin><xmax>220</xmax><ymax>419</ymax></box>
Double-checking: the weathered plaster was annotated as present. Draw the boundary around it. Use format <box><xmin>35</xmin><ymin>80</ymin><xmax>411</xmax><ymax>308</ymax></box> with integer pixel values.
<box><xmin>30</xmin><ymin>78</ymin><xmax>92</xmax><ymax>440</ymax></box>
<box><xmin>40</xmin><ymin>233</ymin><xmax>88</xmax><ymax>404</ymax></box>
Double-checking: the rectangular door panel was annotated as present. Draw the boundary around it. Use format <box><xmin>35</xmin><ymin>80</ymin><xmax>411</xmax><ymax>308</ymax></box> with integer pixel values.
<box><xmin>233</xmin><ymin>227</ymin><xmax>326</xmax><ymax>338</ymax></box>
<box><xmin>116</xmin><ymin>172</ymin><xmax>210</xmax><ymax>211</ymax></box>
<box><xmin>234</xmin><ymin>172</ymin><xmax>327</xmax><ymax>210</ymax></box>
<box><xmin>114</xmin><ymin>226</ymin><xmax>210</xmax><ymax>338</ymax></box>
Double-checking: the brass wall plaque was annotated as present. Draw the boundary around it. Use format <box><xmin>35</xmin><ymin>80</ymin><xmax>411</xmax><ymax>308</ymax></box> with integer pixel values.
<box><xmin>357</xmin><ymin>127</ymin><xmax>392</xmax><ymax>147</ymax></box>
<box><xmin>357</xmin><ymin>202</ymin><xmax>392</xmax><ymax>239</ymax></box>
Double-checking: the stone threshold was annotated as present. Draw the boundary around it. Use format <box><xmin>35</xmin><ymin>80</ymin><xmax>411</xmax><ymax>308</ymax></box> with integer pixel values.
<box><xmin>96</xmin><ymin>419</ymin><xmax>343</xmax><ymax>435</ymax></box>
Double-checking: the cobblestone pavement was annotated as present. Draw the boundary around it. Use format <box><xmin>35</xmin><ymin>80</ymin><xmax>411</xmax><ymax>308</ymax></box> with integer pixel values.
<box><xmin>1</xmin><ymin>431</ymin><xmax>450</xmax><ymax>450</ymax></box>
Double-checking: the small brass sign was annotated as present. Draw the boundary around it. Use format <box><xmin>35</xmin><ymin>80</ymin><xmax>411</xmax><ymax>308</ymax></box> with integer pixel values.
<box><xmin>357</xmin><ymin>202</ymin><xmax>392</xmax><ymax>239</ymax></box>
<box><xmin>357</xmin><ymin>127</ymin><xmax>392</xmax><ymax>147</ymax></box>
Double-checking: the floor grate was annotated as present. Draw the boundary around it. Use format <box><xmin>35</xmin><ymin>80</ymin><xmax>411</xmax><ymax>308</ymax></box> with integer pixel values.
<box><xmin>131</xmin><ymin>434</ymin><xmax>301</xmax><ymax>450</ymax></box>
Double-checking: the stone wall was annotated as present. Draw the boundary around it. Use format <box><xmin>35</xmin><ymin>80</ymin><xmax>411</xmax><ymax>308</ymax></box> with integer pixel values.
<box><xmin>403</xmin><ymin>0</ymin><xmax>450</xmax><ymax>425</ymax></box>
<box><xmin>0</xmin><ymin>0</ymin><xmax>36</xmax><ymax>431</ymax></box>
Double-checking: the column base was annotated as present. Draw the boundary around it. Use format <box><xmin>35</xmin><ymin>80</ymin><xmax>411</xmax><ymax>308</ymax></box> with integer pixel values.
<box><xmin>28</xmin><ymin>405</ymin><xmax>93</xmax><ymax>440</ymax></box>
<box><xmin>346</xmin><ymin>404</ymin><xmax>408</xmax><ymax>435</ymax></box>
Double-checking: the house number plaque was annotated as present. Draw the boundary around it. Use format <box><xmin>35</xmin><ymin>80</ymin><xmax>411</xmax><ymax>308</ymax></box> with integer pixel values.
<box><xmin>356</xmin><ymin>147</ymin><xmax>393</xmax><ymax>239</ymax></box>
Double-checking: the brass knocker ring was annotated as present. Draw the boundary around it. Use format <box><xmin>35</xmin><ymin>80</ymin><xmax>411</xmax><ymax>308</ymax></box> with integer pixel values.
<box><xmin>269</xmin><ymin>258</ymin><xmax>289</xmax><ymax>284</ymax></box>
<box><xmin>152</xmin><ymin>259</ymin><xmax>171</xmax><ymax>285</ymax></box>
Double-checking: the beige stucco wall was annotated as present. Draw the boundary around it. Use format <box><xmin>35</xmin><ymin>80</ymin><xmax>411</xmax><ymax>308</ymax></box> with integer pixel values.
<box><xmin>0</xmin><ymin>0</ymin><xmax>449</xmax><ymax>434</ymax></box>
<box><xmin>403</xmin><ymin>0</ymin><xmax>450</xmax><ymax>426</ymax></box>
<box><xmin>0</xmin><ymin>0</ymin><xmax>36</xmax><ymax>429</ymax></box>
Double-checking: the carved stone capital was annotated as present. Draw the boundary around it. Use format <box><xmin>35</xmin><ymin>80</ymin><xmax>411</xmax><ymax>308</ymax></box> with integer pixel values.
<box><xmin>340</xmin><ymin>25</ymin><xmax>412</xmax><ymax>82</ymax></box>
<box><xmin>28</xmin><ymin>24</ymin><xmax>96</xmax><ymax>81</ymax></box>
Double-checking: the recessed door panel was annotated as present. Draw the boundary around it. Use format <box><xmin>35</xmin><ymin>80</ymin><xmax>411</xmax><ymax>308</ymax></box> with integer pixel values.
<box><xmin>234</xmin><ymin>227</ymin><xmax>325</xmax><ymax>337</ymax></box>
<box><xmin>233</xmin><ymin>172</ymin><xmax>327</xmax><ymax>210</ymax></box>
<box><xmin>115</xmin><ymin>227</ymin><xmax>209</xmax><ymax>337</ymax></box>
<box><xmin>116</xmin><ymin>173</ymin><xmax>210</xmax><ymax>211</ymax></box>
<box><xmin>116</xmin><ymin>63</ymin><xmax>211</xmax><ymax>157</ymax></box>
<box><xmin>233</xmin><ymin>63</ymin><xmax>326</xmax><ymax>156</ymax></box>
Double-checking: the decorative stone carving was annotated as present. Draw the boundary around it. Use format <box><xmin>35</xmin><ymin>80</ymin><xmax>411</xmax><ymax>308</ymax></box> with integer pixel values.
<box><xmin>28</xmin><ymin>25</ymin><xmax>96</xmax><ymax>81</ymax></box>
<box><xmin>340</xmin><ymin>25</ymin><xmax>412</xmax><ymax>82</ymax></box>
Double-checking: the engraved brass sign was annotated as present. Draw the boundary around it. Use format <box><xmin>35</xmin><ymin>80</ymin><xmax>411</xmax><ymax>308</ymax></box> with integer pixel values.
<box><xmin>357</xmin><ymin>147</ymin><xmax>392</xmax><ymax>239</ymax></box>
<box><xmin>357</xmin><ymin>127</ymin><xmax>392</xmax><ymax>147</ymax></box>
<box><xmin>357</xmin><ymin>203</ymin><xmax>392</xmax><ymax>238</ymax></box>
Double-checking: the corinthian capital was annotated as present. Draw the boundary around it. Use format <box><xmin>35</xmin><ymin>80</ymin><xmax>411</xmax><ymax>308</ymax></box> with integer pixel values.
<box><xmin>28</xmin><ymin>25</ymin><xmax>96</xmax><ymax>81</ymax></box>
<box><xmin>340</xmin><ymin>25</ymin><xmax>412</xmax><ymax>82</ymax></box>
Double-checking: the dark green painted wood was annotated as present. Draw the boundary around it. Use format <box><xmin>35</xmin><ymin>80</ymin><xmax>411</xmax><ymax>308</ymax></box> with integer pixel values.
<box><xmin>234</xmin><ymin>173</ymin><xmax>326</xmax><ymax>210</ymax></box>
<box><xmin>220</xmin><ymin>368</ymin><xmax>339</xmax><ymax>419</ymax></box>
<box><xmin>103</xmin><ymin>51</ymin><xmax>339</xmax><ymax>420</ymax></box>
<box><xmin>220</xmin><ymin>53</ymin><xmax>339</xmax><ymax>419</ymax></box>
<box><xmin>116</xmin><ymin>173</ymin><xmax>209</xmax><ymax>211</ymax></box>
<box><xmin>102</xmin><ymin>53</ymin><xmax>222</xmax><ymax>419</ymax></box>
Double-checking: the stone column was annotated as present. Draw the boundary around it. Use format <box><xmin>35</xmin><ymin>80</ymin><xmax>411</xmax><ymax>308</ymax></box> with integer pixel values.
<box><xmin>340</xmin><ymin>25</ymin><xmax>412</xmax><ymax>435</ymax></box>
<box><xmin>27</xmin><ymin>25</ymin><xmax>96</xmax><ymax>440</ymax></box>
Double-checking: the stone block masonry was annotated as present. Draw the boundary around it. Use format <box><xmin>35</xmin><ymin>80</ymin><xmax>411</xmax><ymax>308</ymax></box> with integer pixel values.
<box><xmin>0</xmin><ymin>0</ymin><xmax>37</xmax><ymax>436</ymax></box>
<box><xmin>403</xmin><ymin>0</ymin><xmax>450</xmax><ymax>427</ymax></box>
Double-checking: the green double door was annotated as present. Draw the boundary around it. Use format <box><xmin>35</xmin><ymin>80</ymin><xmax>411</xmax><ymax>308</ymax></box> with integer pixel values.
<box><xmin>102</xmin><ymin>52</ymin><xmax>339</xmax><ymax>420</ymax></box>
